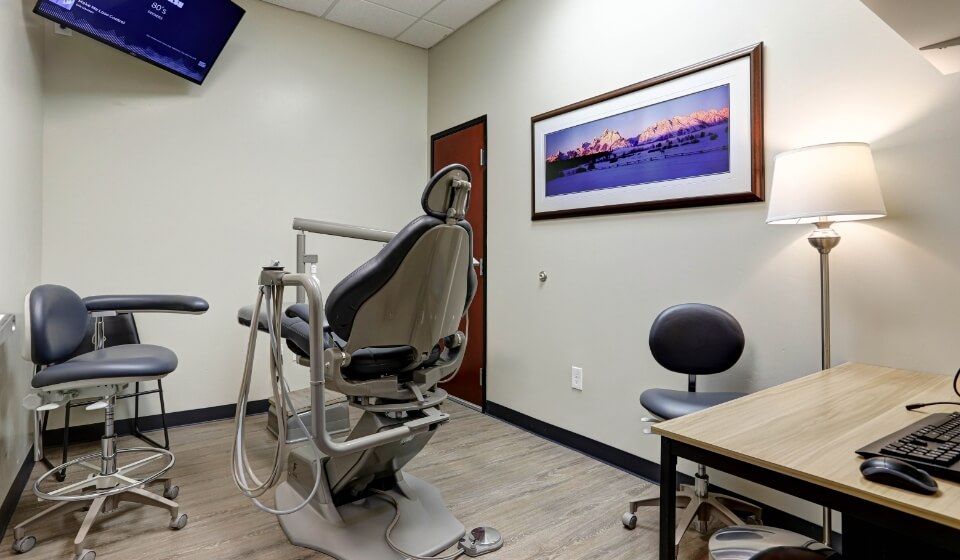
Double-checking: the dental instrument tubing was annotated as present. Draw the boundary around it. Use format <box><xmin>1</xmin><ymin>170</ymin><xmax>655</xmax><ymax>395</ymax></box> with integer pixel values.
<box><xmin>232</xmin><ymin>284</ymin><xmax>324</xmax><ymax>516</ymax></box>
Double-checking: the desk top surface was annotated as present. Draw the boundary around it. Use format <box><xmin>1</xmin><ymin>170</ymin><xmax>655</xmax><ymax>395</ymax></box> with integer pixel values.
<box><xmin>653</xmin><ymin>362</ymin><xmax>960</xmax><ymax>529</ymax></box>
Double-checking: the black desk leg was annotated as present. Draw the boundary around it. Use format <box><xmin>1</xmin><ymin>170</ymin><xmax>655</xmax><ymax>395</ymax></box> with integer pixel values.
<box><xmin>660</xmin><ymin>437</ymin><xmax>677</xmax><ymax>560</ymax></box>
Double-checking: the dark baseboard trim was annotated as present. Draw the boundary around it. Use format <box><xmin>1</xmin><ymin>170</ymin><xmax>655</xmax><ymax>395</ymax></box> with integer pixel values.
<box><xmin>1</xmin><ymin>447</ymin><xmax>35</xmax><ymax>541</ymax></box>
<box><xmin>485</xmin><ymin>401</ymin><xmax>842</xmax><ymax>550</ymax></box>
<box><xmin>485</xmin><ymin>401</ymin><xmax>692</xmax><ymax>486</ymax></box>
<box><xmin>43</xmin><ymin>399</ymin><xmax>270</xmax><ymax>447</ymax></box>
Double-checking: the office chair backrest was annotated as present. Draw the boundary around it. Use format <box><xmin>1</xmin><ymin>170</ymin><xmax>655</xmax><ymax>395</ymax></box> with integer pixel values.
<box><xmin>649</xmin><ymin>303</ymin><xmax>744</xmax><ymax>375</ymax></box>
<box><xmin>22</xmin><ymin>284</ymin><xmax>89</xmax><ymax>366</ymax></box>
<box><xmin>325</xmin><ymin>164</ymin><xmax>475</xmax><ymax>360</ymax></box>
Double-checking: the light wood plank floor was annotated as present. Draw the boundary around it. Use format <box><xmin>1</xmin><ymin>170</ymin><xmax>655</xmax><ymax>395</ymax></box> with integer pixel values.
<box><xmin>1</xmin><ymin>403</ymin><xmax>712</xmax><ymax>559</ymax></box>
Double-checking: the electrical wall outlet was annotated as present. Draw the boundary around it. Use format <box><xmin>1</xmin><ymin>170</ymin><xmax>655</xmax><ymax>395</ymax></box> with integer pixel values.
<box><xmin>571</xmin><ymin>366</ymin><xmax>583</xmax><ymax>391</ymax></box>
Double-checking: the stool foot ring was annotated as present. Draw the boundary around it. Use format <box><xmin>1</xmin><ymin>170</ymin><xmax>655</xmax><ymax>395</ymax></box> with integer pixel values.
<box><xmin>13</xmin><ymin>447</ymin><xmax>183</xmax><ymax>558</ymax></box>
<box><xmin>34</xmin><ymin>447</ymin><xmax>175</xmax><ymax>502</ymax></box>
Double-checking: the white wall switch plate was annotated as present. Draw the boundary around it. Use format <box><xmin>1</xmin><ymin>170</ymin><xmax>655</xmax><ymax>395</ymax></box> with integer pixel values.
<box><xmin>571</xmin><ymin>366</ymin><xmax>583</xmax><ymax>391</ymax></box>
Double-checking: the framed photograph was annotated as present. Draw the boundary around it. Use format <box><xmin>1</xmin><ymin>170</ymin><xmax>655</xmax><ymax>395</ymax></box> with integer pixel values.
<box><xmin>531</xmin><ymin>43</ymin><xmax>763</xmax><ymax>220</ymax></box>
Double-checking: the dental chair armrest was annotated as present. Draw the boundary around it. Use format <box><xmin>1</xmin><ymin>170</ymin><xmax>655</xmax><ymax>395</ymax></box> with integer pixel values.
<box><xmin>285</xmin><ymin>303</ymin><xmax>332</xmax><ymax>331</ymax></box>
<box><xmin>83</xmin><ymin>295</ymin><xmax>209</xmax><ymax>315</ymax></box>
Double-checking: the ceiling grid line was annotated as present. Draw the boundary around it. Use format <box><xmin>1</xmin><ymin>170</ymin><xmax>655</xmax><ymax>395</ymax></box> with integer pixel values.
<box><xmin>262</xmin><ymin>0</ymin><xmax>500</xmax><ymax>49</ymax></box>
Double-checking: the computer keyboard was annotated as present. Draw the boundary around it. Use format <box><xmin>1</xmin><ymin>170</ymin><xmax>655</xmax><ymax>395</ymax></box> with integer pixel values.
<box><xmin>857</xmin><ymin>412</ymin><xmax>960</xmax><ymax>482</ymax></box>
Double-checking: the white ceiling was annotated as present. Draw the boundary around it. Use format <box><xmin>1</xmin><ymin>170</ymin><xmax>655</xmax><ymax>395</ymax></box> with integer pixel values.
<box><xmin>861</xmin><ymin>0</ymin><xmax>960</xmax><ymax>74</ymax></box>
<box><xmin>261</xmin><ymin>0</ymin><xmax>501</xmax><ymax>49</ymax></box>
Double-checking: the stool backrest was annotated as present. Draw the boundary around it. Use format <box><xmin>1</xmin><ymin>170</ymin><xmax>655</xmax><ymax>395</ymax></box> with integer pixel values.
<box><xmin>649</xmin><ymin>303</ymin><xmax>744</xmax><ymax>376</ymax></box>
<box><xmin>23</xmin><ymin>285</ymin><xmax>89</xmax><ymax>366</ymax></box>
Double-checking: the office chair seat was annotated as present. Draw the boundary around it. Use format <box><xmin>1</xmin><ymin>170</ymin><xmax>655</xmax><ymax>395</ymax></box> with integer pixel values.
<box><xmin>32</xmin><ymin>344</ymin><xmax>178</xmax><ymax>389</ymax></box>
<box><xmin>640</xmin><ymin>388</ymin><xmax>746</xmax><ymax>420</ymax></box>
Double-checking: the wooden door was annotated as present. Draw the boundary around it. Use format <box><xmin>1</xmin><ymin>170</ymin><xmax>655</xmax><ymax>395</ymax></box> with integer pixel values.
<box><xmin>431</xmin><ymin>117</ymin><xmax>486</xmax><ymax>409</ymax></box>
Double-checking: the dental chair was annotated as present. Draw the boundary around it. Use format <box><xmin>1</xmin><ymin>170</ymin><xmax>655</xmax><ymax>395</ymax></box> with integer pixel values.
<box><xmin>13</xmin><ymin>286</ymin><xmax>208</xmax><ymax>560</ymax></box>
<box><xmin>233</xmin><ymin>164</ymin><xmax>501</xmax><ymax>560</ymax></box>
<box><xmin>622</xmin><ymin>303</ymin><xmax>761</xmax><ymax>548</ymax></box>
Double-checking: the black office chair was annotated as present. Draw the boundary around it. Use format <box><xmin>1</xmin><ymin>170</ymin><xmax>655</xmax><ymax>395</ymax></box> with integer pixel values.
<box><xmin>13</xmin><ymin>285</ymin><xmax>207</xmax><ymax>560</ymax></box>
<box><xmin>622</xmin><ymin>303</ymin><xmax>761</xmax><ymax>547</ymax></box>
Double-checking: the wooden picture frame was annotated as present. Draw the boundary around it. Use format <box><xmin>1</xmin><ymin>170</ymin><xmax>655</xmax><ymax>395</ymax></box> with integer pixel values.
<box><xmin>531</xmin><ymin>43</ymin><xmax>763</xmax><ymax>220</ymax></box>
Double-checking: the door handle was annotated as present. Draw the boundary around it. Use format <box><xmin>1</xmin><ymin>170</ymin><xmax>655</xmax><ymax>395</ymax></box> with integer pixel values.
<box><xmin>473</xmin><ymin>257</ymin><xmax>484</xmax><ymax>277</ymax></box>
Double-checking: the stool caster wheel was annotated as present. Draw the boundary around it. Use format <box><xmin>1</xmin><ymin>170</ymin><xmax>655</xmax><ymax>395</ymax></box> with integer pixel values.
<box><xmin>170</xmin><ymin>513</ymin><xmax>188</xmax><ymax>530</ymax></box>
<box><xmin>622</xmin><ymin>512</ymin><xmax>637</xmax><ymax>530</ymax></box>
<box><xmin>12</xmin><ymin>535</ymin><xmax>36</xmax><ymax>553</ymax></box>
<box><xmin>55</xmin><ymin>469</ymin><xmax>67</xmax><ymax>482</ymax></box>
<box><xmin>75</xmin><ymin>549</ymin><xmax>95</xmax><ymax>560</ymax></box>
<box><xmin>163</xmin><ymin>485</ymin><xmax>179</xmax><ymax>500</ymax></box>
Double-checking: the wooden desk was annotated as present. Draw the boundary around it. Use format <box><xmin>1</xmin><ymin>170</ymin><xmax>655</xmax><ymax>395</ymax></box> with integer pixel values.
<box><xmin>653</xmin><ymin>362</ymin><xmax>960</xmax><ymax>559</ymax></box>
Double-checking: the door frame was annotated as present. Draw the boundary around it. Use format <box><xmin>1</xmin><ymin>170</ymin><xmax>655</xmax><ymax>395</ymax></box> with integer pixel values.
<box><xmin>430</xmin><ymin>115</ymin><xmax>488</xmax><ymax>411</ymax></box>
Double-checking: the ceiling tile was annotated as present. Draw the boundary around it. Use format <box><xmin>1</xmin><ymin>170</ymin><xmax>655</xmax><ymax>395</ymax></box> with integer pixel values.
<box><xmin>326</xmin><ymin>0</ymin><xmax>418</xmax><ymax>38</ymax></box>
<box><xmin>423</xmin><ymin>0</ymin><xmax>498</xmax><ymax>29</ymax></box>
<box><xmin>262</xmin><ymin>0</ymin><xmax>337</xmax><ymax>18</ymax></box>
<box><xmin>397</xmin><ymin>19</ymin><xmax>453</xmax><ymax>48</ymax></box>
<box><xmin>367</xmin><ymin>0</ymin><xmax>442</xmax><ymax>18</ymax></box>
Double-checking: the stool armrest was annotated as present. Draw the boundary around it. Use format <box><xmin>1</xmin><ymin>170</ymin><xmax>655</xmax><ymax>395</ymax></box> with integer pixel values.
<box><xmin>83</xmin><ymin>295</ymin><xmax>209</xmax><ymax>315</ymax></box>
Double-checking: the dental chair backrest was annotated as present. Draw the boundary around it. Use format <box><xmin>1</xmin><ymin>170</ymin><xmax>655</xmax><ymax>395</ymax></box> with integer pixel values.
<box><xmin>324</xmin><ymin>164</ymin><xmax>476</xmax><ymax>373</ymax></box>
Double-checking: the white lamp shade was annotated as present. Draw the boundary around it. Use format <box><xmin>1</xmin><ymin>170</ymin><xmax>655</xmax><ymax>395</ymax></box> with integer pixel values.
<box><xmin>766</xmin><ymin>142</ymin><xmax>886</xmax><ymax>224</ymax></box>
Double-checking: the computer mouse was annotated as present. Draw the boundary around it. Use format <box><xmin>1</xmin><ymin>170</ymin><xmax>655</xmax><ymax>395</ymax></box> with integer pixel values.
<box><xmin>859</xmin><ymin>456</ymin><xmax>939</xmax><ymax>495</ymax></box>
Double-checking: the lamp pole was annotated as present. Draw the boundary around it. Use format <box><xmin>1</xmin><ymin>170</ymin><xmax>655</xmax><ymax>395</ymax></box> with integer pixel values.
<box><xmin>809</xmin><ymin>221</ymin><xmax>841</xmax><ymax>546</ymax></box>
<box><xmin>810</xmin><ymin>222</ymin><xmax>841</xmax><ymax>369</ymax></box>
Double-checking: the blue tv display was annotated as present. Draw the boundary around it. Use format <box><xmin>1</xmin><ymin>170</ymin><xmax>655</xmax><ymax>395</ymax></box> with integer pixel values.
<box><xmin>34</xmin><ymin>0</ymin><xmax>245</xmax><ymax>84</ymax></box>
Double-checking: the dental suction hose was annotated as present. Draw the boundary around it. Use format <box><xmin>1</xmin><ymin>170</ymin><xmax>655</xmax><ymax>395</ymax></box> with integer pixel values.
<box><xmin>232</xmin><ymin>273</ymin><xmax>324</xmax><ymax>515</ymax></box>
<box><xmin>231</xmin><ymin>267</ymin><xmax>416</xmax><ymax>516</ymax></box>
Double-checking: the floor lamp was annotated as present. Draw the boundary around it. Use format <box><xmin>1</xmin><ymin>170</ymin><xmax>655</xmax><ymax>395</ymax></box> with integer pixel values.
<box><xmin>766</xmin><ymin>142</ymin><xmax>887</xmax><ymax>546</ymax></box>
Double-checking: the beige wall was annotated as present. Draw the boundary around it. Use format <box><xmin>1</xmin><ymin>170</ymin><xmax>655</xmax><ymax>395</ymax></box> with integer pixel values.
<box><xmin>428</xmin><ymin>0</ymin><xmax>960</xmax><ymax>524</ymax></box>
<box><xmin>0</xmin><ymin>0</ymin><xmax>44</xmax><ymax>502</ymax></box>
<box><xmin>40</xmin><ymin>0</ymin><xmax>429</xmax><ymax>427</ymax></box>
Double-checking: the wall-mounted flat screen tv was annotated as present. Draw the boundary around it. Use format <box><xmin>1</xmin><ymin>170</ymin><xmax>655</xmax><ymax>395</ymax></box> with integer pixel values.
<box><xmin>34</xmin><ymin>0</ymin><xmax>245</xmax><ymax>85</ymax></box>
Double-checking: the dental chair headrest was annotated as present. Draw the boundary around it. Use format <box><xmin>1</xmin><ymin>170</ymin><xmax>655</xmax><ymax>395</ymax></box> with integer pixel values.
<box><xmin>422</xmin><ymin>164</ymin><xmax>471</xmax><ymax>221</ymax></box>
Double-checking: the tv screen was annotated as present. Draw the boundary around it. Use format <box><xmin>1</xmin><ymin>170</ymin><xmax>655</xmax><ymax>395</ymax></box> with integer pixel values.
<box><xmin>34</xmin><ymin>0</ymin><xmax>245</xmax><ymax>85</ymax></box>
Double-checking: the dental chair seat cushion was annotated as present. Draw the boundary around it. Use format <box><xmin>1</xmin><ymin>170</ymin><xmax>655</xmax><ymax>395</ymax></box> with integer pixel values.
<box><xmin>238</xmin><ymin>305</ymin><xmax>440</xmax><ymax>380</ymax></box>
<box><xmin>640</xmin><ymin>388</ymin><xmax>746</xmax><ymax>420</ymax></box>
<box><xmin>32</xmin><ymin>344</ymin><xmax>178</xmax><ymax>389</ymax></box>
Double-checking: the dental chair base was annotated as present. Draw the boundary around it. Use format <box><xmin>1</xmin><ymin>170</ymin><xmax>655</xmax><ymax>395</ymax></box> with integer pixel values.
<box><xmin>266</xmin><ymin>388</ymin><xmax>350</xmax><ymax>440</ymax></box>
<box><xmin>279</xmin><ymin>449</ymin><xmax>463</xmax><ymax>560</ymax></box>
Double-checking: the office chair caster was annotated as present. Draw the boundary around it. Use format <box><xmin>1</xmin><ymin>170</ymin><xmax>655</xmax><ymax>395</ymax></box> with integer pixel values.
<box><xmin>75</xmin><ymin>549</ymin><xmax>95</xmax><ymax>560</ymax></box>
<box><xmin>622</xmin><ymin>512</ymin><xmax>638</xmax><ymax>530</ymax></box>
<box><xmin>12</xmin><ymin>535</ymin><xmax>36</xmax><ymax>553</ymax></box>
<box><xmin>163</xmin><ymin>483</ymin><xmax>180</xmax><ymax>500</ymax></box>
<box><xmin>170</xmin><ymin>513</ymin><xmax>188</xmax><ymax>530</ymax></box>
